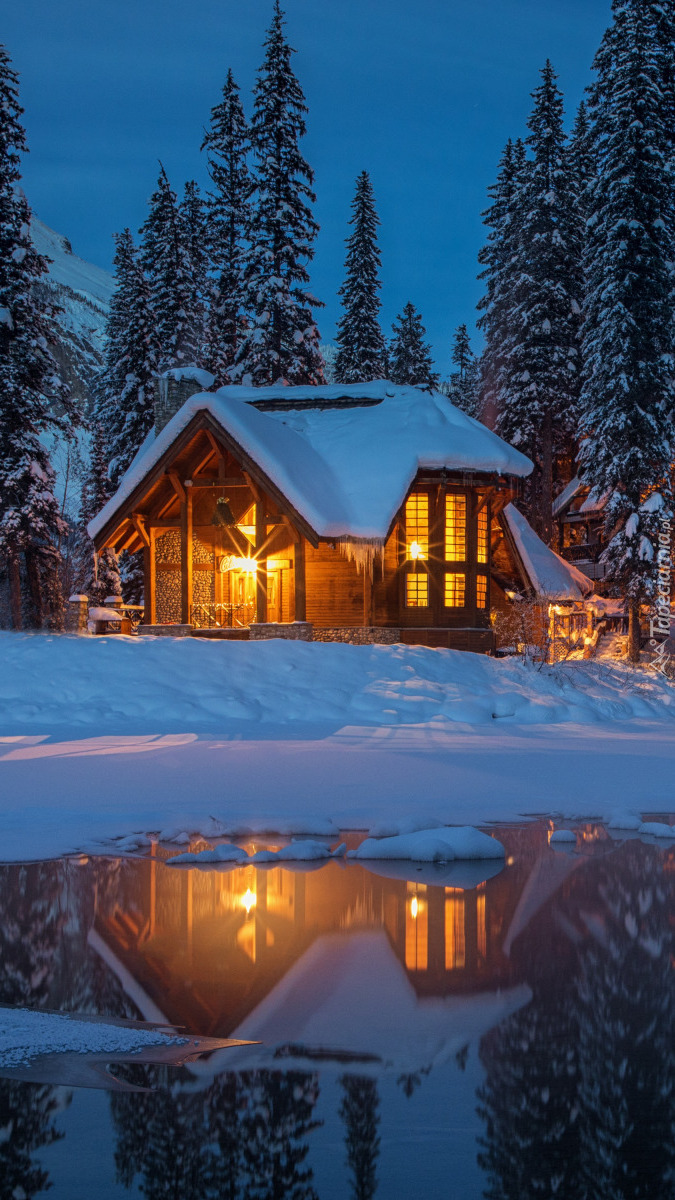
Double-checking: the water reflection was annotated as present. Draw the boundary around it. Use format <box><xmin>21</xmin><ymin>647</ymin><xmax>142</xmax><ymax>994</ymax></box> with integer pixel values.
<box><xmin>0</xmin><ymin>826</ymin><xmax>672</xmax><ymax>1197</ymax></box>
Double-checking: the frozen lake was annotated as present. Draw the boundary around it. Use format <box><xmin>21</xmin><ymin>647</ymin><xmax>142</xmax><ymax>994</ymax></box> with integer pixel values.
<box><xmin>0</xmin><ymin>821</ymin><xmax>673</xmax><ymax>1197</ymax></box>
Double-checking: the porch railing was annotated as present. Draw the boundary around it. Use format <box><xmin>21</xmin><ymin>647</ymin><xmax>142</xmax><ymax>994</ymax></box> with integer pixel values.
<box><xmin>190</xmin><ymin>601</ymin><xmax>255</xmax><ymax>629</ymax></box>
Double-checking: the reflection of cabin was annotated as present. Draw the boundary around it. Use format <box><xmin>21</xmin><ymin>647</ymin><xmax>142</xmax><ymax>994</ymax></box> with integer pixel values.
<box><xmin>89</xmin><ymin>376</ymin><xmax>538</xmax><ymax>652</ymax></box>
<box><xmin>89</xmin><ymin>847</ymin><xmax>533</xmax><ymax>1036</ymax></box>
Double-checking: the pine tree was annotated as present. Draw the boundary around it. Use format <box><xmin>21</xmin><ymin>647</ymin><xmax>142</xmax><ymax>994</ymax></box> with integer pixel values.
<box><xmin>477</xmin><ymin>138</ymin><xmax>527</xmax><ymax>429</ymax></box>
<box><xmin>140</xmin><ymin>164</ymin><xmax>201</xmax><ymax>373</ymax></box>
<box><xmin>389</xmin><ymin>302</ymin><xmax>438</xmax><ymax>389</ymax></box>
<box><xmin>0</xmin><ymin>46</ymin><xmax>78</xmax><ymax>630</ymax></box>
<box><xmin>201</xmin><ymin>69</ymin><xmax>251</xmax><ymax>386</ymax></box>
<box><xmin>235</xmin><ymin>2</ymin><xmax>324</xmax><ymax>386</ymax></box>
<box><xmin>98</xmin><ymin>229</ymin><xmax>155</xmax><ymax>489</ymax></box>
<box><xmin>335</xmin><ymin>171</ymin><xmax>387</xmax><ymax>383</ymax></box>
<box><xmin>445</xmin><ymin>324</ymin><xmax>480</xmax><ymax>416</ymax></box>
<box><xmin>568</xmin><ymin>101</ymin><xmax>594</xmax><ymax>224</ymax></box>
<box><xmin>77</xmin><ymin>422</ymin><xmax>120</xmax><ymax>605</ymax></box>
<box><xmin>496</xmin><ymin>62</ymin><xmax>582</xmax><ymax>543</ymax></box>
<box><xmin>179</xmin><ymin>179</ymin><xmax>208</xmax><ymax>364</ymax></box>
<box><xmin>578</xmin><ymin>0</ymin><xmax>675</xmax><ymax>660</ymax></box>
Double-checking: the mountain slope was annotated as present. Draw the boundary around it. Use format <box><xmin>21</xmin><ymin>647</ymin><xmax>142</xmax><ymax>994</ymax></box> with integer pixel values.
<box><xmin>30</xmin><ymin>216</ymin><xmax>113</xmax><ymax>410</ymax></box>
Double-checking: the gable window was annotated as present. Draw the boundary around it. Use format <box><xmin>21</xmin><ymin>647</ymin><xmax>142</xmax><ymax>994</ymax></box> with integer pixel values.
<box><xmin>445</xmin><ymin>495</ymin><xmax>466</xmax><ymax>561</ymax></box>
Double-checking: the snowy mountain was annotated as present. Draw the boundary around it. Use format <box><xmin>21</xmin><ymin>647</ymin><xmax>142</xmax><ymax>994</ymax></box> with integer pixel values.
<box><xmin>30</xmin><ymin>216</ymin><xmax>113</xmax><ymax>410</ymax></box>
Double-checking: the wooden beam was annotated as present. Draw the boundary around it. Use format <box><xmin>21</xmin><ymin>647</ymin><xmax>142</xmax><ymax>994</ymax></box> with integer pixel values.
<box><xmin>294</xmin><ymin>537</ymin><xmax>306</xmax><ymax>622</ymax></box>
<box><xmin>131</xmin><ymin>513</ymin><xmax>150</xmax><ymax>549</ymax></box>
<box><xmin>168</xmin><ymin>470</ymin><xmax>186</xmax><ymax>503</ymax></box>
<box><xmin>243</xmin><ymin>470</ymin><xmax>262</xmax><ymax>503</ymax></box>
<box><xmin>281</xmin><ymin>514</ymin><xmax>300</xmax><ymax>544</ymax></box>
<box><xmin>180</xmin><ymin>489</ymin><xmax>193</xmax><ymax>623</ymax></box>
<box><xmin>255</xmin><ymin>500</ymin><xmax>268</xmax><ymax>623</ymax></box>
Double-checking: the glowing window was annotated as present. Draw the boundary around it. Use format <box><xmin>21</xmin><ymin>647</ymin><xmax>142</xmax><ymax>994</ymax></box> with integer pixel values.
<box><xmin>444</xmin><ymin>572</ymin><xmax>466</xmax><ymax>607</ymax></box>
<box><xmin>445</xmin><ymin>889</ymin><xmax>466</xmax><ymax>970</ymax></box>
<box><xmin>476</xmin><ymin>575</ymin><xmax>488</xmax><ymax>609</ymax></box>
<box><xmin>405</xmin><ymin>493</ymin><xmax>429</xmax><ymax>560</ymax></box>
<box><xmin>477</xmin><ymin>502</ymin><xmax>489</xmax><ymax>564</ymax></box>
<box><xmin>445</xmin><ymin>495</ymin><xmax>466</xmax><ymax>560</ymax></box>
<box><xmin>406</xmin><ymin>572</ymin><xmax>429</xmax><ymax>608</ymax></box>
<box><xmin>477</xmin><ymin>888</ymin><xmax>486</xmax><ymax>963</ymax></box>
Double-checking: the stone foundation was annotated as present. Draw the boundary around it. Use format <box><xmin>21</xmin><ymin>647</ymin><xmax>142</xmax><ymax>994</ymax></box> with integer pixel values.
<box><xmin>249</xmin><ymin>622</ymin><xmax>313</xmax><ymax>641</ymax></box>
<box><xmin>137</xmin><ymin>624</ymin><xmax>194</xmax><ymax>637</ymax></box>
<box><xmin>312</xmin><ymin>627</ymin><xmax>401</xmax><ymax>645</ymax></box>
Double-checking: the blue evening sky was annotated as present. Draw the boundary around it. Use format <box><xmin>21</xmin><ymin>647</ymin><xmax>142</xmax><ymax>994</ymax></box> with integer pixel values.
<box><xmin>6</xmin><ymin>0</ymin><xmax>611</xmax><ymax>375</ymax></box>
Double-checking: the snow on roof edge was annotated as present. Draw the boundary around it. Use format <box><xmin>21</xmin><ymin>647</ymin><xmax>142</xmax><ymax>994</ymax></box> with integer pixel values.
<box><xmin>503</xmin><ymin>504</ymin><xmax>593</xmax><ymax>601</ymax></box>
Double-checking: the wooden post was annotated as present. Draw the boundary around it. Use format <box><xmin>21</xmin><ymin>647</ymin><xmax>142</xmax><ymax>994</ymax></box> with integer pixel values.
<box><xmin>294</xmin><ymin>537</ymin><xmax>306</xmax><ymax>622</ymax></box>
<box><xmin>363</xmin><ymin>563</ymin><xmax>373</xmax><ymax>626</ymax></box>
<box><xmin>255</xmin><ymin>499</ymin><xmax>268</xmax><ymax>623</ymax></box>
<box><xmin>144</xmin><ymin>529</ymin><xmax>156</xmax><ymax>625</ymax></box>
<box><xmin>181</xmin><ymin>488</ymin><xmax>193</xmax><ymax>625</ymax></box>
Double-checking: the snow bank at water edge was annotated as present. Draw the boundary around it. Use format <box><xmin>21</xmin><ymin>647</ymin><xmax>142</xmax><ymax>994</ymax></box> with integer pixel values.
<box><xmin>348</xmin><ymin>826</ymin><xmax>504</xmax><ymax>862</ymax></box>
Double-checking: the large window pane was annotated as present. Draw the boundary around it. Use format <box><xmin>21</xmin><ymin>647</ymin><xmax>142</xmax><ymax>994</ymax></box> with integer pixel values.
<box><xmin>444</xmin><ymin>572</ymin><xmax>466</xmax><ymax>607</ymax></box>
<box><xmin>445</xmin><ymin>494</ymin><xmax>467</xmax><ymax>560</ymax></box>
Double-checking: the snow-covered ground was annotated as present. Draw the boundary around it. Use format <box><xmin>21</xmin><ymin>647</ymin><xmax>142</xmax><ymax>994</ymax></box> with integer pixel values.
<box><xmin>1</xmin><ymin>632</ymin><xmax>674</xmax><ymax>861</ymax></box>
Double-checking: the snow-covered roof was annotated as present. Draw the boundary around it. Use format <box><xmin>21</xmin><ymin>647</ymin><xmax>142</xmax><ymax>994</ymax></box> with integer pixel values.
<box><xmin>186</xmin><ymin>931</ymin><xmax>531</xmax><ymax>1080</ymax></box>
<box><xmin>89</xmin><ymin>382</ymin><xmax>532</xmax><ymax>542</ymax></box>
<box><xmin>502</xmin><ymin>503</ymin><xmax>594</xmax><ymax>601</ymax></box>
<box><xmin>552</xmin><ymin>476</ymin><xmax>584</xmax><ymax>518</ymax></box>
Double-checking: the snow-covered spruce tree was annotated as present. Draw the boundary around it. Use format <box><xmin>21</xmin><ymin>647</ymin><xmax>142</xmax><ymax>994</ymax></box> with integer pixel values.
<box><xmin>568</xmin><ymin>101</ymin><xmax>594</xmax><ymax>225</ymax></box>
<box><xmin>335</xmin><ymin>171</ymin><xmax>387</xmax><ymax>383</ymax></box>
<box><xmin>579</xmin><ymin>0</ymin><xmax>675</xmax><ymax>661</ymax></box>
<box><xmin>496</xmin><ymin>63</ymin><xmax>582</xmax><ymax>543</ymax></box>
<box><xmin>76</xmin><ymin>422</ymin><xmax>120</xmax><ymax>604</ymax></box>
<box><xmin>140</xmin><ymin>164</ymin><xmax>202</xmax><ymax>373</ymax></box>
<box><xmin>97</xmin><ymin>228</ymin><xmax>155</xmax><ymax>490</ymax></box>
<box><xmin>389</xmin><ymin>301</ymin><xmax>438</xmax><ymax>389</ymax></box>
<box><xmin>234</xmin><ymin>2</ymin><xmax>324</xmax><ymax>386</ymax></box>
<box><xmin>201</xmin><ymin>68</ymin><xmax>251</xmax><ymax>386</ymax></box>
<box><xmin>477</xmin><ymin>138</ymin><xmax>527</xmax><ymax>430</ymax></box>
<box><xmin>444</xmin><ymin>324</ymin><xmax>480</xmax><ymax>417</ymax></box>
<box><xmin>0</xmin><ymin>48</ymin><xmax>79</xmax><ymax>630</ymax></box>
<box><xmin>179</xmin><ymin>180</ymin><xmax>208</xmax><ymax>364</ymax></box>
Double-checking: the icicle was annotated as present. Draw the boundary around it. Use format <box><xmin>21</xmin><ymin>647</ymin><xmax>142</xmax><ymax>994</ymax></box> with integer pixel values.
<box><xmin>338</xmin><ymin>538</ymin><xmax>385</xmax><ymax>579</ymax></box>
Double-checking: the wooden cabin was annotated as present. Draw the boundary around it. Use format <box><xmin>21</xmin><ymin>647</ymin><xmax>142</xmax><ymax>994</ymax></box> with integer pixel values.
<box><xmin>89</xmin><ymin>376</ymin><xmax>538</xmax><ymax>651</ymax></box>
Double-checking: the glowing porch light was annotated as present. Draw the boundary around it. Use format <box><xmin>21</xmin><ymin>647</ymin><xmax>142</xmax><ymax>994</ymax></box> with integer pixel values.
<box><xmin>241</xmin><ymin>888</ymin><xmax>257</xmax><ymax>914</ymax></box>
<box><xmin>409</xmin><ymin>541</ymin><xmax>425</xmax><ymax>561</ymax></box>
<box><xmin>410</xmin><ymin>896</ymin><xmax>419</xmax><ymax>918</ymax></box>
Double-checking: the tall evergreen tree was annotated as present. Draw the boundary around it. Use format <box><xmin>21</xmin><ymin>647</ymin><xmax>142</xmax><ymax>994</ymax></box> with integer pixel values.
<box><xmin>0</xmin><ymin>46</ymin><xmax>78</xmax><ymax>630</ymax></box>
<box><xmin>335</xmin><ymin>171</ymin><xmax>387</xmax><ymax>383</ymax></box>
<box><xmin>389</xmin><ymin>301</ymin><xmax>438</xmax><ymax>389</ymax></box>
<box><xmin>201</xmin><ymin>69</ymin><xmax>251</xmax><ymax>386</ymax></box>
<box><xmin>496</xmin><ymin>62</ymin><xmax>582</xmax><ymax>542</ymax></box>
<box><xmin>578</xmin><ymin>0</ymin><xmax>675</xmax><ymax>660</ymax></box>
<box><xmin>477</xmin><ymin>138</ymin><xmax>527</xmax><ymax>430</ymax></box>
<box><xmin>98</xmin><ymin>228</ymin><xmax>155</xmax><ymax>489</ymax></box>
<box><xmin>235</xmin><ymin>2</ymin><xmax>324</xmax><ymax>386</ymax></box>
<box><xmin>568</xmin><ymin>100</ymin><xmax>594</xmax><ymax>223</ymax></box>
<box><xmin>76</xmin><ymin>422</ymin><xmax>120</xmax><ymax>604</ymax></box>
<box><xmin>179</xmin><ymin>179</ymin><xmax>209</xmax><ymax>364</ymax></box>
<box><xmin>445</xmin><ymin>323</ymin><xmax>480</xmax><ymax>416</ymax></box>
<box><xmin>140</xmin><ymin>164</ymin><xmax>201</xmax><ymax>372</ymax></box>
